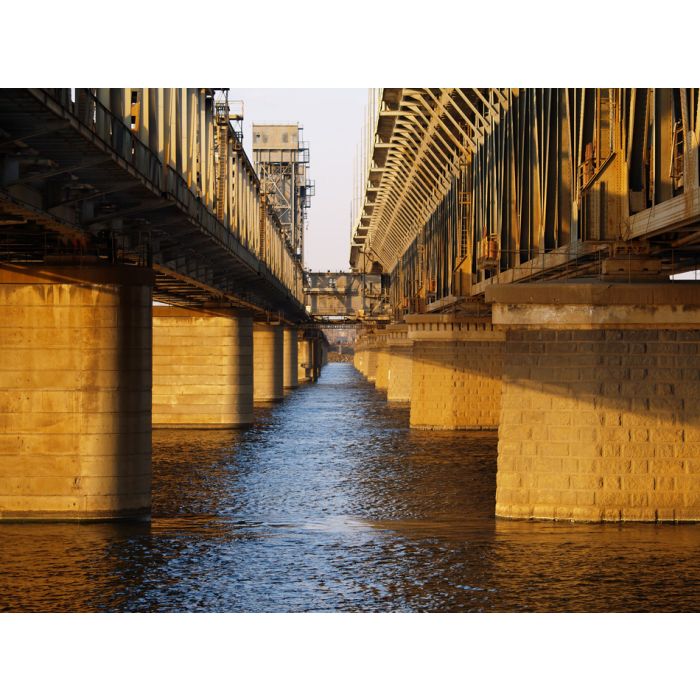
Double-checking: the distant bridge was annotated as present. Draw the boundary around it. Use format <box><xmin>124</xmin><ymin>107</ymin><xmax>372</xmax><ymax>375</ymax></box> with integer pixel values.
<box><xmin>304</xmin><ymin>271</ymin><xmax>391</xmax><ymax>323</ymax></box>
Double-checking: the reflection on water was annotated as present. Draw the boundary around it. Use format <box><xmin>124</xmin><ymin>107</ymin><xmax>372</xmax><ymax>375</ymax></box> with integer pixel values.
<box><xmin>2</xmin><ymin>363</ymin><xmax>700</xmax><ymax>612</ymax></box>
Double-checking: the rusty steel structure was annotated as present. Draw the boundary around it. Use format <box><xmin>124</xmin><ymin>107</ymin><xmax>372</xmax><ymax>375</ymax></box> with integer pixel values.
<box><xmin>350</xmin><ymin>89</ymin><xmax>700</xmax><ymax>318</ymax></box>
<box><xmin>252</xmin><ymin>124</ymin><xmax>313</xmax><ymax>264</ymax></box>
<box><xmin>304</xmin><ymin>271</ymin><xmax>390</xmax><ymax>323</ymax></box>
<box><xmin>0</xmin><ymin>88</ymin><xmax>307</xmax><ymax>320</ymax></box>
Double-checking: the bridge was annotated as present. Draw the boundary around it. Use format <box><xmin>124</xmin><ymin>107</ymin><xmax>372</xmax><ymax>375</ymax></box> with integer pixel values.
<box><xmin>0</xmin><ymin>88</ymin><xmax>327</xmax><ymax>521</ymax></box>
<box><xmin>304</xmin><ymin>271</ymin><xmax>390</xmax><ymax>323</ymax></box>
<box><xmin>352</xmin><ymin>88</ymin><xmax>700</xmax><ymax>523</ymax></box>
<box><xmin>4</xmin><ymin>86</ymin><xmax>700</xmax><ymax>526</ymax></box>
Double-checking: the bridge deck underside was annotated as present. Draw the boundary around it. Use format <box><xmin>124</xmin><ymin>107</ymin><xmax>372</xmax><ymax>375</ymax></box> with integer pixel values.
<box><xmin>351</xmin><ymin>88</ymin><xmax>700</xmax><ymax>320</ymax></box>
<box><xmin>0</xmin><ymin>89</ymin><xmax>306</xmax><ymax>320</ymax></box>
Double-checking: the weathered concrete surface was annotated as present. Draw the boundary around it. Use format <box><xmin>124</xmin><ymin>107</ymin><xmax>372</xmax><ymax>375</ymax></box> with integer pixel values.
<box><xmin>254</xmin><ymin>323</ymin><xmax>283</xmax><ymax>402</ymax></box>
<box><xmin>298</xmin><ymin>337</ymin><xmax>312</xmax><ymax>383</ymax></box>
<box><xmin>491</xmin><ymin>283</ymin><xmax>700</xmax><ymax>522</ymax></box>
<box><xmin>0</xmin><ymin>264</ymin><xmax>153</xmax><ymax>520</ymax></box>
<box><xmin>487</xmin><ymin>282</ymin><xmax>700</xmax><ymax>328</ymax></box>
<box><xmin>153</xmin><ymin>307</ymin><xmax>253</xmax><ymax>428</ymax></box>
<box><xmin>374</xmin><ymin>332</ymin><xmax>389</xmax><ymax>391</ymax></box>
<box><xmin>283</xmin><ymin>327</ymin><xmax>299</xmax><ymax>389</ymax></box>
<box><xmin>406</xmin><ymin>314</ymin><xmax>504</xmax><ymax>430</ymax></box>
<box><xmin>365</xmin><ymin>345</ymin><xmax>378</xmax><ymax>383</ymax></box>
<box><xmin>386</xmin><ymin>325</ymin><xmax>413</xmax><ymax>403</ymax></box>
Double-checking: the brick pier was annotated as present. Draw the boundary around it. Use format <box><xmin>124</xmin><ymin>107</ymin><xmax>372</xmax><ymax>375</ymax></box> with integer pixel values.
<box><xmin>488</xmin><ymin>283</ymin><xmax>700</xmax><ymax>522</ymax></box>
<box><xmin>406</xmin><ymin>313</ymin><xmax>504</xmax><ymax>430</ymax></box>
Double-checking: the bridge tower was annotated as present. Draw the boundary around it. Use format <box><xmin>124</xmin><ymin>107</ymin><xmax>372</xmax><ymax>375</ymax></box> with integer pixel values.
<box><xmin>252</xmin><ymin>124</ymin><xmax>313</xmax><ymax>263</ymax></box>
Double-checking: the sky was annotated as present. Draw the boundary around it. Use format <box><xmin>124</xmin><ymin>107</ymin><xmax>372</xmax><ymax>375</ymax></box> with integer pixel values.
<box><xmin>230</xmin><ymin>89</ymin><xmax>368</xmax><ymax>272</ymax></box>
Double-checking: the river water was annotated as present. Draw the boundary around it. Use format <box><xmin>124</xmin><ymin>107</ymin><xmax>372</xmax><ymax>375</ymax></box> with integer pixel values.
<box><xmin>2</xmin><ymin>362</ymin><xmax>700</xmax><ymax>612</ymax></box>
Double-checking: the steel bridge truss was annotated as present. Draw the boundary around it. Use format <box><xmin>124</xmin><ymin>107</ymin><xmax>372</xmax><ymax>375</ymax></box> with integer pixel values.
<box><xmin>0</xmin><ymin>88</ymin><xmax>308</xmax><ymax>321</ymax></box>
<box><xmin>303</xmin><ymin>271</ymin><xmax>390</xmax><ymax>323</ymax></box>
<box><xmin>350</xmin><ymin>88</ymin><xmax>700</xmax><ymax>318</ymax></box>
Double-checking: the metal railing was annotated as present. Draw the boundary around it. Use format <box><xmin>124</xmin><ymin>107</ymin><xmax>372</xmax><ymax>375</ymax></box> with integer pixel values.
<box><xmin>43</xmin><ymin>88</ymin><xmax>305</xmax><ymax>306</ymax></box>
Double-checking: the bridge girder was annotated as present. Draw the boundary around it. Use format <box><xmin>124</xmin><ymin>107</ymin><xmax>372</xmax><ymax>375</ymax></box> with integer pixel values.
<box><xmin>351</xmin><ymin>88</ymin><xmax>700</xmax><ymax>319</ymax></box>
<box><xmin>0</xmin><ymin>88</ymin><xmax>309</xmax><ymax>322</ymax></box>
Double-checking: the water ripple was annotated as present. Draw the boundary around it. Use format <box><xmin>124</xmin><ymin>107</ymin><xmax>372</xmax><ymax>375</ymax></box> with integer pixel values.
<box><xmin>1</xmin><ymin>363</ymin><xmax>700</xmax><ymax>612</ymax></box>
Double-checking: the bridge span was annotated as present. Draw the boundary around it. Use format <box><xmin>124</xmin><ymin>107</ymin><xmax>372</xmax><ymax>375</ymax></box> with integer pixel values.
<box><xmin>353</xmin><ymin>88</ymin><xmax>700</xmax><ymax>523</ymax></box>
<box><xmin>0</xmin><ymin>88</ymin><xmax>327</xmax><ymax>521</ymax></box>
<box><xmin>304</xmin><ymin>271</ymin><xmax>390</xmax><ymax>323</ymax></box>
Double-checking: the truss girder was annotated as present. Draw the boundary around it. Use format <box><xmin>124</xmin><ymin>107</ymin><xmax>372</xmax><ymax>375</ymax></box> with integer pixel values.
<box><xmin>352</xmin><ymin>88</ymin><xmax>503</xmax><ymax>271</ymax></box>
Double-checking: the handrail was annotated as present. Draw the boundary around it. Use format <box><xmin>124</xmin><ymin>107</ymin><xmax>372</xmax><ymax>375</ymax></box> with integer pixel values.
<box><xmin>45</xmin><ymin>88</ymin><xmax>305</xmax><ymax>306</ymax></box>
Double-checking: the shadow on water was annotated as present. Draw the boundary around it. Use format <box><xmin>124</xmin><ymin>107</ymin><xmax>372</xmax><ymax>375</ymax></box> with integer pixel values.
<box><xmin>2</xmin><ymin>362</ymin><xmax>700</xmax><ymax>611</ymax></box>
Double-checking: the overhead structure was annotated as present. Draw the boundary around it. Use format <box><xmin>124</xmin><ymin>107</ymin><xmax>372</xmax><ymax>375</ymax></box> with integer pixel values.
<box><xmin>304</xmin><ymin>271</ymin><xmax>390</xmax><ymax>323</ymax></box>
<box><xmin>351</xmin><ymin>88</ymin><xmax>700</xmax><ymax>317</ymax></box>
<box><xmin>253</xmin><ymin>124</ymin><xmax>314</xmax><ymax>264</ymax></box>
<box><xmin>0</xmin><ymin>88</ymin><xmax>308</xmax><ymax>320</ymax></box>
<box><xmin>0</xmin><ymin>87</ymin><xmax>330</xmax><ymax>522</ymax></box>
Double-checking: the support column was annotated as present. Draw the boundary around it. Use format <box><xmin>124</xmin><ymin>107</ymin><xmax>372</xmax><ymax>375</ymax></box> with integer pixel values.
<box><xmin>152</xmin><ymin>307</ymin><xmax>253</xmax><ymax>428</ymax></box>
<box><xmin>407</xmin><ymin>313</ymin><xmax>504</xmax><ymax>430</ymax></box>
<box><xmin>365</xmin><ymin>334</ymin><xmax>378</xmax><ymax>383</ymax></box>
<box><xmin>386</xmin><ymin>324</ymin><xmax>413</xmax><ymax>403</ymax></box>
<box><xmin>488</xmin><ymin>283</ymin><xmax>700</xmax><ymax>522</ymax></box>
<box><xmin>0</xmin><ymin>264</ymin><xmax>153</xmax><ymax>520</ymax></box>
<box><xmin>353</xmin><ymin>336</ymin><xmax>366</xmax><ymax>376</ymax></box>
<box><xmin>310</xmin><ymin>337</ymin><xmax>320</xmax><ymax>381</ymax></box>
<box><xmin>254</xmin><ymin>322</ymin><xmax>283</xmax><ymax>402</ymax></box>
<box><xmin>298</xmin><ymin>336</ymin><xmax>312</xmax><ymax>383</ymax></box>
<box><xmin>283</xmin><ymin>327</ymin><xmax>299</xmax><ymax>389</ymax></box>
<box><xmin>374</xmin><ymin>330</ymin><xmax>390</xmax><ymax>392</ymax></box>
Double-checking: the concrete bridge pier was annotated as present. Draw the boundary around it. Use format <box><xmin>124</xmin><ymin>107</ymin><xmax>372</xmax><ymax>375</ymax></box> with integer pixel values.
<box><xmin>353</xmin><ymin>341</ymin><xmax>366</xmax><ymax>376</ymax></box>
<box><xmin>374</xmin><ymin>331</ymin><xmax>390</xmax><ymax>392</ymax></box>
<box><xmin>364</xmin><ymin>334</ymin><xmax>379</xmax><ymax>384</ymax></box>
<box><xmin>385</xmin><ymin>324</ymin><xmax>413</xmax><ymax>403</ymax></box>
<box><xmin>0</xmin><ymin>263</ymin><xmax>153</xmax><ymax>521</ymax></box>
<box><xmin>312</xmin><ymin>337</ymin><xmax>323</xmax><ymax>380</ymax></box>
<box><xmin>319</xmin><ymin>339</ymin><xmax>328</xmax><ymax>371</ymax></box>
<box><xmin>488</xmin><ymin>283</ymin><xmax>700</xmax><ymax>522</ymax></box>
<box><xmin>283</xmin><ymin>327</ymin><xmax>299</xmax><ymax>389</ymax></box>
<box><xmin>299</xmin><ymin>333</ymin><xmax>325</xmax><ymax>382</ymax></box>
<box><xmin>152</xmin><ymin>307</ymin><xmax>253</xmax><ymax>428</ymax></box>
<box><xmin>253</xmin><ymin>322</ymin><xmax>284</xmax><ymax>402</ymax></box>
<box><xmin>298</xmin><ymin>336</ymin><xmax>313</xmax><ymax>383</ymax></box>
<box><xmin>406</xmin><ymin>313</ymin><xmax>504</xmax><ymax>430</ymax></box>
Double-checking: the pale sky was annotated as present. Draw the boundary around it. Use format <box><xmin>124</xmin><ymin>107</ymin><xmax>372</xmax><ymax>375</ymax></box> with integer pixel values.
<box><xmin>230</xmin><ymin>89</ymin><xmax>368</xmax><ymax>272</ymax></box>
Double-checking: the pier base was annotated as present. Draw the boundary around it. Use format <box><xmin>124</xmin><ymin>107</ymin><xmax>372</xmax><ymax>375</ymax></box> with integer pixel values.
<box><xmin>254</xmin><ymin>323</ymin><xmax>283</xmax><ymax>402</ymax></box>
<box><xmin>283</xmin><ymin>327</ymin><xmax>299</xmax><ymax>389</ymax></box>
<box><xmin>365</xmin><ymin>341</ymin><xmax>378</xmax><ymax>383</ymax></box>
<box><xmin>386</xmin><ymin>325</ymin><xmax>413</xmax><ymax>403</ymax></box>
<box><xmin>0</xmin><ymin>264</ymin><xmax>153</xmax><ymax>520</ymax></box>
<box><xmin>407</xmin><ymin>313</ymin><xmax>504</xmax><ymax>430</ymax></box>
<box><xmin>488</xmin><ymin>283</ymin><xmax>700</xmax><ymax>522</ymax></box>
<box><xmin>298</xmin><ymin>337</ymin><xmax>312</xmax><ymax>383</ymax></box>
<box><xmin>374</xmin><ymin>331</ymin><xmax>389</xmax><ymax>391</ymax></box>
<box><xmin>152</xmin><ymin>307</ymin><xmax>253</xmax><ymax>428</ymax></box>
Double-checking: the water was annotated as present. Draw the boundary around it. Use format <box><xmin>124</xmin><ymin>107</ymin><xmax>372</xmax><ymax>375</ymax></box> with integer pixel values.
<box><xmin>2</xmin><ymin>362</ymin><xmax>700</xmax><ymax>612</ymax></box>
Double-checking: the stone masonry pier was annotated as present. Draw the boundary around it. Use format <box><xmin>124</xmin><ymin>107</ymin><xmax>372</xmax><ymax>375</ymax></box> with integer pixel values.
<box><xmin>253</xmin><ymin>323</ymin><xmax>284</xmax><ymax>402</ymax></box>
<box><xmin>283</xmin><ymin>327</ymin><xmax>299</xmax><ymax>389</ymax></box>
<box><xmin>0</xmin><ymin>264</ymin><xmax>153</xmax><ymax>520</ymax></box>
<box><xmin>385</xmin><ymin>324</ymin><xmax>412</xmax><ymax>403</ymax></box>
<box><xmin>374</xmin><ymin>330</ymin><xmax>389</xmax><ymax>391</ymax></box>
<box><xmin>487</xmin><ymin>283</ymin><xmax>700</xmax><ymax>522</ymax></box>
<box><xmin>406</xmin><ymin>313</ymin><xmax>504</xmax><ymax>430</ymax></box>
<box><xmin>152</xmin><ymin>307</ymin><xmax>253</xmax><ymax>428</ymax></box>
